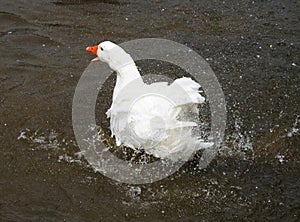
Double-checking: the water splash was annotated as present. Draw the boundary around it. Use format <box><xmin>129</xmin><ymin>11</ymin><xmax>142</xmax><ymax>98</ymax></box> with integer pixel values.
<box><xmin>16</xmin><ymin>114</ymin><xmax>298</xmax><ymax>176</ymax></box>
<box><xmin>17</xmin><ymin>128</ymin><xmax>84</xmax><ymax>165</ymax></box>
<box><xmin>286</xmin><ymin>115</ymin><xmax>300</xmax><ymax>138</ymax></box>
<box><xmin>126</xmin><ymin>186</ymin><xmax>142</xmax><ymax>200</ymax></box>
<box><xmin>58</xmin><ymin>154</ymin><xmax>82</xmax><ymax>164</ymax></box>
<box><xmin>219</xmin><ymin>116</ymin><xmax>254</xmax><ymax>160</ymax></box>
<box><xmin>264</xmin><ymin>115</ymin><xmax>299</xmax><ymax>149</ymax></box>
<box><xmin>275</xmin><ymin>154</ymin><xmax>285</xmax><ymax>164</ymax></box>
<box><xmin>17</xmin><ymin>128</ymin><xmax>60</xmax><ymax>149</ymax></box>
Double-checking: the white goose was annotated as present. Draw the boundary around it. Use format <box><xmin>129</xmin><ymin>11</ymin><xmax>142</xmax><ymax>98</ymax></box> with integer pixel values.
<box><xmin>86</xmin><ymin>41</ymin><xmax>212</xmax><ymax>161</ymax></box>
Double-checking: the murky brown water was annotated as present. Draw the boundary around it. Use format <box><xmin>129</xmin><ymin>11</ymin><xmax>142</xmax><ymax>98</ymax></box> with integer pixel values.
<box><xmin>1</xmin><ymin>0</ymin><xmax>299</xmax><ymax>221</ymax></box>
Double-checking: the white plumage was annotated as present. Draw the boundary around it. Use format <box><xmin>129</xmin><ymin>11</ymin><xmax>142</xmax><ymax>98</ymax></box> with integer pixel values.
<box><xmin>86</xmin><ymin>41</ymin><xmax>212</xmax><ymax>161</ymax></box>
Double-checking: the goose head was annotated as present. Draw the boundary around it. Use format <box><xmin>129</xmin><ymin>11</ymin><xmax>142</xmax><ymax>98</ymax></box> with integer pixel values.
<box><xmin>86</xmin><ymin>41</ymin><xmax>134</xmax><ymax>71</ymax></box>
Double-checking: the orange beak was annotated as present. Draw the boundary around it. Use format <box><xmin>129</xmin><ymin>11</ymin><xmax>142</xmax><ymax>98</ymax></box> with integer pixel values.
<box><xmin>86</xmin><ymin>45</ymin><xmax>100</xmax><ymax>62</ymax></box>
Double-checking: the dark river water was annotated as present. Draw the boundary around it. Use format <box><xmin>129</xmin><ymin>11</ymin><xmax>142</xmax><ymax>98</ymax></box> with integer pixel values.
<box><xmin>1</xmin><ymin>0</ymin><xmax>299</xmax><ymax>221</ymax></box>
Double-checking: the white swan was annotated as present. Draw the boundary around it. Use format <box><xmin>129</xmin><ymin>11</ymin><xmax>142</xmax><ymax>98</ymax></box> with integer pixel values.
<box><xmin>86</xmin><ymin>41</ymin><xmax>212</xmax><ymax>161</ymax></box>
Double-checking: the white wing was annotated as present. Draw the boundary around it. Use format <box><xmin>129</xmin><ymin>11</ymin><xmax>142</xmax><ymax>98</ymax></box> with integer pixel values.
<box><xmin>106</xmin><ymin>77</ymin><xmax>212</xmax><ymax>160</ymax></box>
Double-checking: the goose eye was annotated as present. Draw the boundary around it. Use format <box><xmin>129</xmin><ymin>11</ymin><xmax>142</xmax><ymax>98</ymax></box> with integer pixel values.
<box><xmin>100</xmin><ymin>47</ymin><xmax>104</xmax><ymax>51</ymax></box>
